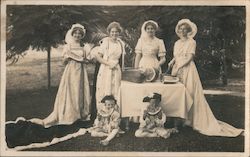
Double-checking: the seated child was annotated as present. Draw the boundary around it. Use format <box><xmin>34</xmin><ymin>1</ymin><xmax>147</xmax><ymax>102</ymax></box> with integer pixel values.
<box><xmin>135</xmin><ymin>93</ymin><xmax>177</xmax><ymax>139</ymax></box>
<box><xmin>88</xmin><ymin>95</ymin><xmax>120</xmax><ymax>146</ymax></box>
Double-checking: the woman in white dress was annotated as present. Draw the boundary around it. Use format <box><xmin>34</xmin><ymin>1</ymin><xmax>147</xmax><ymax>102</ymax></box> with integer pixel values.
<box><xmin>128</xmin><ymin>20</ymin><xmax>167</xmax><ymax>126</ymax></box>
<box><xmin>94</xmin><ymin>22</ymin><xmax>126</xmax><ymax>110</ymax></box>
<box><xmin>134</xmin><ymin>20</ymin><xmax>167</xmax><ymax>73</ymax></box>
<box><xmin>168</xmin><ymin>19</ymin><xmax>243</xmax><ymax>137</ymax></box>
<box><xmin>32</xmin><ymin>24</ymin><xmax>92</xmax><ymax>127</ymax></box>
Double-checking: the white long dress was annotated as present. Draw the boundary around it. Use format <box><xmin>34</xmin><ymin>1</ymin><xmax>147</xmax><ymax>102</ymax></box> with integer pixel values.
<box><xmin>43</xmin><ymin>44</ymin><xmax>91</xmax><ymax>127</ymax></box>
<box><xmin>95</xmin><ymin>37</ymin><xmax>125</xmax><ymax>110</ymax></box>
<box><xmin>172</xmin><ymin>38</ymin><xmax>243</xmax><ymax>137</ymax></box>
<box><xmin>135</xmin><ymin>37</ymin><xmax>166</xmax><ymax>72</ymax></box>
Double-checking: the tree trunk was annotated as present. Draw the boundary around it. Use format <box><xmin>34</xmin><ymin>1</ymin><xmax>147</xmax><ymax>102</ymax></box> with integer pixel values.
<box><xmin>47</xmin><ymin>47</ymin><xmax>51</xmax><ymax>90</ymax></box>
<box><xmin>220</xmin><ymin>49</ymin><xmax>228</xmax><ymax>86</ymax></box>
<box><xmin>222</xmin><ymin>57</ymin><xmax>228</xmax><ymax>85</ymax></box>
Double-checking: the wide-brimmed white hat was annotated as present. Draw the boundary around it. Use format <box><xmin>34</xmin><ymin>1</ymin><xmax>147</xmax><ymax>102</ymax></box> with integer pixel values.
<box><xmin>140</xmin><ymin>20</ymin><xmax>159</xmax><ymax>39</ymax></box>
<box><xmin>65</xmin><ymin>23</ymin><xmax>86</xmax><ymax>44</ymax></box>
<box><xmin>175</xmin><ymin>19</ymin><xmax>197</xmax><ymax>38</ymax></box>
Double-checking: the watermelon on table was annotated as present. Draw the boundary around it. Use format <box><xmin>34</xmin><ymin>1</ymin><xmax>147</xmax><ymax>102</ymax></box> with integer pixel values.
<box><xmin>122</xmin><ymin>68</ymin><xmax>146</xmax><ymax>83</ymax></box>
<box><xmin>161</xmin><ymin>74</ymin><xmax>179</xmax><ymax>84</ymax></box>
<box><xmin>144</xmin><ymin>67</ymin><xmax>159</xmax><ymax>82</ymax></box>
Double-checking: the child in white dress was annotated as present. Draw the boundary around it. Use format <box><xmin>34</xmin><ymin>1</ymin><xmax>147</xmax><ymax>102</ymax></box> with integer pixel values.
<box><xmin>88</xmin><ymin>95</ymin><xmax>121</xmax><ymax>146</ymax></box>
<box><xmin>135</xmin><ymin>93</ymin><xmax>176</xmax><ymax>138</ymax></box>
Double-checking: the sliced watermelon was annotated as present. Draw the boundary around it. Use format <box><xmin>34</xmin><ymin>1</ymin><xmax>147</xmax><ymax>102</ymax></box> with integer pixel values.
<box><xmin>98</xmin><ymin>108</ymin><xmax>114</xmax><ymax>117</ymax></box>
<box><xmin>144</xmin><ymin>67</ymin><xmax>158</xmax><ymax>82</ymax></box>
<box><xmin>147</xmin><ymin>107</ymin><xmax>162</xmax><ymax>116</ymax></box>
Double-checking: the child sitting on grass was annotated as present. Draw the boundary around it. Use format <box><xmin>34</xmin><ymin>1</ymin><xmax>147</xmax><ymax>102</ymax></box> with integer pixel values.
<box><xmin>135</xmin><ymin>93</ymin><xmax>177</xmax><ymax>138</ymax></box>
<box><xmin>88</xmin><ymin>95</ymin><xmax>121</xmax><ymax>146</ymax></box>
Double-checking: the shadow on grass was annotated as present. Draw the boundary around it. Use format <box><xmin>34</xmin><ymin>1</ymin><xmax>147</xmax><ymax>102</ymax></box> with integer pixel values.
<box><xmin>26</xmin><ymin>123</ymin><xmax>244</xmax><ymax>152</ymax></box>
<box><xmin>6</xmin><ymin>87</ymin><xmax>245</xmax><ymax>152</ymax></box>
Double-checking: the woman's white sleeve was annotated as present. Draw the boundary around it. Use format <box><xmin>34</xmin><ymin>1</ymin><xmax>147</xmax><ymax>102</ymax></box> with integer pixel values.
<box><xmin>158</xmin><ymin>39</ymin><xmax>167</xmax><ymax>57</ymax></box>
<box><xmin>173</xmin><ymin>42</ymin><xmax>178</xmax><ymax>57</ymax></box>
<box><xmin>135</xmin><ymin>38</ymin><xmax>142</xmax><ymax>54</ymax></box>
<box><xmin>187</xmin><ymin>39</ymin><xmax>196</xmax><ymax>55</ymax></box>
<box><xmin>99</xmin><ymin>39</ymin><xmax>107</xmax><ymax>56</ymax></box>
<box><xmin>84</xmin><ymin>43</ymin><xmax>95</xmax><ymax>60</ymax></box>
<box><xmin>62</xmin><ymin>44</ymin><xmax>70</xmax><ymax>58</ymax></box>
<box><xmin>92</xmin><ymin>39</ymin><xmax>106</xmax><ymax>58</ymax></box>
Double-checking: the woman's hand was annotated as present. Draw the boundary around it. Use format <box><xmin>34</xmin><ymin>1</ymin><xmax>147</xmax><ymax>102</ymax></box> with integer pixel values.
<box><xmin>171</xmin><ymin>64</ymin><xmax>179</xmax><ymax>76</ymax></box>
<box><xmin>87</xmin><ymin>58</ymin><xmax>96</xmax><ymax>64</ymax></box>
<box><xmin>108</xmin><ymin>60</ymin><xmax>118</xmax><ymax>69</ymax></box>
<box><xmin>93</xmin><ymin>52</ymin><xmax>110</xmax><ymax>66</ymax></box>
<box><xmin>171</xmin><ymin>70</ymin><xmax>178</xmax><ymax>77</ymax></box>
<box><xmin>168</xmin><ymin>59</ymin><xmax>175</xmax><ymax>68</ymax></box>
<box><xmin>134</xmin><ymin>53</ymin><xmax>142</xmax><ymax>68</ymax></box>
<box><xmin>62</xmin><ymin>57</ymin><xmax>70</xmax><ymax>65</ymax></box>
<box><xmin>175</xmin><ymin>54</ymin><xmax>194</xmax><ymax>70</ymax></box>
<box><xmin>168</xmin><ymin>62</ymin><xmax>173</xmax><ymax>68</ymax></box>
<box><xmin>157</xmin><ymin>56</ymin><xmax>166</xmax><ymax>69</ymax></box>
<box><xmin>82</xmin><ymin>59</ymin><xmax>90</xmax><ymax>64</ymax></box>
<box><xmin>155</xmin><ymin>62</ymin><xmax>161</xmax><ymax>70</ymax></box>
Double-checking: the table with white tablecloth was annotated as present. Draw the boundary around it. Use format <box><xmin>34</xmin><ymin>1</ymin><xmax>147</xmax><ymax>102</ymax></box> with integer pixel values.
<box><xmin>119</xmin><ymin>81</ymin><xmax>193</xmax><ymax>119</ymax></box>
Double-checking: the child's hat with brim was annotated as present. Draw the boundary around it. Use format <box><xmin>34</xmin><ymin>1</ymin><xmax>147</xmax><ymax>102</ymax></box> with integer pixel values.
<box><xmin>101</xmin><ymin>95</ymin><xmax>117</xmax><ymax>103</ymax></box>
<box><xmin>143</xmin><ymin>93</ymin><xmax>162</xmax><ymax>102</ymax></box>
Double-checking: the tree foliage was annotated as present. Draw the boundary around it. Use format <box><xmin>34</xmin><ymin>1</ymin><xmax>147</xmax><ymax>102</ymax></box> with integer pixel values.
<box><xmin>7</xmin><ymin>5</ymin><xmax>245</xmax><ymax>79</ymax></box>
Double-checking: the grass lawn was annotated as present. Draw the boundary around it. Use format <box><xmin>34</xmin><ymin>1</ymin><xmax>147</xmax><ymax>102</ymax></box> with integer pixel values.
<box><xmin>6</xmin><ymin>88</ymin><xmax>245</xmax><ymax>152</ymax></box>
<box><xmin>5</xmin><ymin>50</ymin><xmax>245</xmax><ymax>152</ymax></box>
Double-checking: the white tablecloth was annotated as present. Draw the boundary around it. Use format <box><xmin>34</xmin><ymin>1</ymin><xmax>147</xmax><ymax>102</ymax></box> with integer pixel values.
<box><xmin>119</xmin><ymin>81</ymin><xmax>193</xmax><ymax>119</ymax></box>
